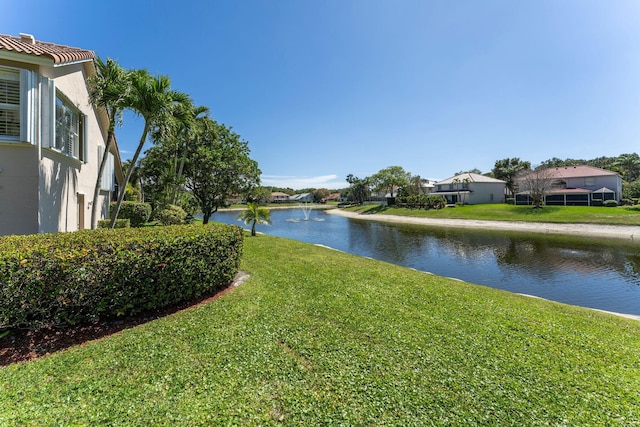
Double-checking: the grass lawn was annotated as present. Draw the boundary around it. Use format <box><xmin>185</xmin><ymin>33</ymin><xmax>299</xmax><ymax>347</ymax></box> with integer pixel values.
<box><xmin>347</xmin><ymin>203</ymin><xmax>640</xmax><ymax>225</ymax></box>
<box><xmin>2</xmin><ymin>235</ymin><xmax>640</xmax><ymax>425</ymax></box>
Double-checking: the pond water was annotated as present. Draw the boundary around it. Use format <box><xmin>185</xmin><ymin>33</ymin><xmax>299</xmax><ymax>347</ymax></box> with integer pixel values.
<box><xmin>209</xmin><ymin>208</ymin><xmax>640</xmax><ymax>316</ymax></box>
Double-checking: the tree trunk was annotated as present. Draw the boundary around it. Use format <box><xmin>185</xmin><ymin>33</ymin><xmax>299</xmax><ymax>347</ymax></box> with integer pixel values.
<box><xmin>251</xmin><ymin>221</ymin><xmax>256</xmax><ymax>236</ymax></box>
<box><xmin>110</xmin><ymin>122</ymin><xmax>150</xmax><ymax>228</ymax></box>
<box><xmin>91</xmin><ymin>130</ymin><xmax>114</xmax><ymax>229</ymax></box>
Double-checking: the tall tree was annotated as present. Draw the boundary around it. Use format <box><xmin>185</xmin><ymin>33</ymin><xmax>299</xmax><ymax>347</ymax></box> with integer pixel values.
<box><xmin>614</xmin><ymin>153</ymin><xmax>640</xmax><ymax>182</ymax></box>
<box><xmin>516</xmin><ymin>166</ymin><xmax>554</xmax><ymax>208</ymax></box>
<box><xmin>237</xmin><ymin>203</ymin><xmax>271</xmax><ymax>236</ymax></box>
<box><xmin>369</xmin><ymin>166</ymin><xmax>411</xmax><ymax>198</ymax></box>
<box><xmin>492</xmin><ymin>158</ymin><xmax>531</xmax><ymax>197</ymax></box>
<box><xmin>184</xmin><ymin>120</ymin><xmax>261</xmax><ymax>224</ymax></box>
<box><xmin>144</xmin><ymin>100</ymin><xmax>210</xmax><ymax>209</ymax></box>
<box><xmin>346</xmin><ymin>174</ymin><xmax>369</xmax><ymax>204</ymax></box>
<box><xmin>110</xmin><ymin>70</ymin><xmax>190</xmax><ymax>227</ymax></box>
<box><xmin>87</xmin><ymin>57</ymin><xmax>129</xmax><ymax>229</ymax></box>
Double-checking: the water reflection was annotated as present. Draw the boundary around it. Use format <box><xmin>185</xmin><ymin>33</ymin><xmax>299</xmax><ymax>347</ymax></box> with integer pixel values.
<box><xmin>209</xmin><ymin>209</ymin><xmax>640</xmax><ymax>315</ymax></box>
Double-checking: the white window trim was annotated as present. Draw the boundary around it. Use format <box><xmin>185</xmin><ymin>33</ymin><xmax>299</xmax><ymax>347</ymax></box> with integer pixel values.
<box><xmin>49</xmin><ymin>90</ymin><xmax>87</xmax><ymax>162</ymax></box>
<box><xmin>0</xmin><ymin>67</ymin><xmax>37</xmax><ymax>144</ymax></box>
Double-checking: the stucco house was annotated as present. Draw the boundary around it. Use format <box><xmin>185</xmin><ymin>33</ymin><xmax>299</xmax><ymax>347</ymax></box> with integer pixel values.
<box><xmin>290</xmin><ymin>193</ymin><xmax>313</xmax><ymax>203</ymax></box>
<box><xmin>433</xmin><ymin>173</ymin><xmax>506</xmax><ymax>204</ymax></box>
<box><xmin>515</xmin><ymin>165</ymin><xmax>622</xmax><ymax>206</ymax></box>
<box><xmin>270</xmin><ymin>192</ymin><xmax>290</xmax><ymax>203</ymax></box>
<box><xmin>0</xmin><ymin>33</ymin><xmax>123</xmax><ymax>235</ymax></box>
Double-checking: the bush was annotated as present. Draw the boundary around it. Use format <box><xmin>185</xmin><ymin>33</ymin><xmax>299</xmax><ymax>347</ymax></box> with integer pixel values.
<box><xmin>0</xmin><ymin>224</ymin><xmax>243</xmax><ymax>330</ymax></box>
<box><xmin>155</xmin><ymin>204</ymin><xmax>188</xmax><ymax>226</ymax></box>
<box><xmin>603</xmin><ymin>200</ymin><xmax>619</xmax><ymax>207</ymax></box>
<box><xmin>621</xmin><ymin>198</ymin><xmax>635</xmax><ymax>206</ymax></box>
<box><xmin>110</xmin><ymin>202</ymin><xmax>151</xmax><ymax>227</ymax></box>
<box><xmin>625</xmin><ymin>205</ymin><xmax>640</xmax><ymax>212</ymax></box>
<box><xmin>505</xmin><ymin>198</ymin><xmax>515</xmax><ymax>205</ymax></box>
<box><xmin>395</xmin><ymin>195</ymin><xmax>446</xmax><ymax>210</ymax></box>
<box><xmin>97</xmin><ymin>219</ymin><xmax>130</xmax><ymax>229</ymax></box>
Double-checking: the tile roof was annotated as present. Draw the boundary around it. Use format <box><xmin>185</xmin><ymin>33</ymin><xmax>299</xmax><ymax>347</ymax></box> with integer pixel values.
<box><xmin>437</xmin><ymin>172</ymin><xmax>506</xmax><ymax>185</ymax></box>
<box><xmin>545</xmin><ymin>165</ymin><xmax>619</xmax><ymax>179</ymax></box>
<box><xmin>0</xmin><ymin>33</ymin><xmax>94</xmax><ymax>65</ymax></box>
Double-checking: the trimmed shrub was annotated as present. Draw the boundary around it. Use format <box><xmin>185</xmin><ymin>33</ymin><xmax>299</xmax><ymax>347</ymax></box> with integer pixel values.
<box><xmin>621</xmin><ymin>198</ymin><xmax>635</xmax><ymax>206</ymax></box>
<box><xmin>155</xmin><ymin>204</ymin><xmax>187</xmax><ymax>226</ymax></box>
<box><xmin>97</xmin><ymin>219</ymin><xmax>130</xmax><ymax>229</ymax></box>
<box><xmin>110</xmin><ymin>202</ymin><xmax>151</xmax><ymax>227</ymax></box>
<box><xmin>395</xmin><ymin>195</ymin><xmax>446</xmax><ymax>210</ymax></box>
<box><xmin>0</xmin><ymin>224</ymin><xmax>243</xmax><ymax>330</ymax></box>
<box><xmin>603</xmin><ymin>200</ymin><xmax>618</xmax><ymax>207</ymax></box>
<box><xmin>625</xmin><ymin>205</ymin><xmax>640</xmax><ymax>212</ymax></box>
<box><xmin>505</xmin><ymin>198</ymin><xmax>515</xmax><ymax>205</ymax></box>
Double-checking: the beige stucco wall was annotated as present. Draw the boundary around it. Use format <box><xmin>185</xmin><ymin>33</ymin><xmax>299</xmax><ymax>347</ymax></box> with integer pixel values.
<box><xmin>0</xmin><ymin>60</ymin><xmax>109</xmax><ymax>235</ymax></box>
<box><xmin>468</xmin><ymin>183</ymin><xmax>505</xmax><ymax>204</ymax></box>
<box><xmin>0</xmin><ymin>144</ymin><xmax>39</xmax><ymax>235</ymax></box>
<box><xmin>39</xmin><ymin>63</ymin><xmax>107</xmax><ymax>232</ymax></box>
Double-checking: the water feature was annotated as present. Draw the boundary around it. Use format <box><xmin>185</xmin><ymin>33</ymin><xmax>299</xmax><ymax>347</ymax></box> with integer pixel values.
<box><xmin>286</xmin><ymin>203</ymin><xmax>325</xmax><ymax>223</ymax></box>
<box><xmin>209</xmin><ymin>208</ymin><xmax>640</xmax><ymax>316</ymax></box>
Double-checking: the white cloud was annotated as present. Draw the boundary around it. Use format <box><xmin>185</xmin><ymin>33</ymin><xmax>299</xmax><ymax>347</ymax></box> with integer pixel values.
<box><xmin>261</xmin><ymin>174</ymin><xmax>344</xmax><ymax>190</ymax></box>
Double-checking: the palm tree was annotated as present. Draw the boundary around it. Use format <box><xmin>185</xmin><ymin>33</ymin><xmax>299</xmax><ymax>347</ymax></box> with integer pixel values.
<box><xmin>237</xmin><ymin>203</ymin><xmax>271</xmax><ymax>236</ymax></box>
<box><xmin>110</xmin><ymin>69</ymin><xmax>191</xmax><ymax>227</ymax></box>
<box><xmin>87</xmin><ymin>57</ymin><xmax>129</xmax><ymax>229</ymax></box>
<box><xmin>615</xmin><ymin>153</ymin><xmax>640</xmax><ymax>182</ymax></box>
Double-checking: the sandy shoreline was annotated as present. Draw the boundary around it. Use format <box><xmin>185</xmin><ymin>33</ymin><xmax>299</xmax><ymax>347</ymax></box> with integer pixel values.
<box><xmin>326</xmin><ymin>208</ymin><xmax>640</xmax><ymax>241</ymax></box>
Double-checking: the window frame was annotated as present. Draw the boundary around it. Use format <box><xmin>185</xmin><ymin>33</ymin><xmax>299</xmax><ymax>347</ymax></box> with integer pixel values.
<box><xmin>52</xmin><ymin>90</ymin><xmax>86</xmax><ymax>162</ymax></box>
<box><xmin>0</xmin><ymin>68</ymin><xmax>21</xmax><ymax>141</ymax></box>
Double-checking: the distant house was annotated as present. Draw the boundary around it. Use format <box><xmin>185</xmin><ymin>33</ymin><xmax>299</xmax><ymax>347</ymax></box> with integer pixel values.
<box><xmin>0</xmin><ymin>33</ymin><xmax>123</xmax><ymax>235</ymax></box>
<box><xmin>322</xmin><ymin>192</ymin><xmax>341</xmax><ymax>203</ymax></box>
<box><xmin>290</xmin><ymin>193</ymin><xmax>313</xmax><ymax>203</ymax></box>
<box><xmin>433</xmin><ymin>173</ymin><xmax>506</xmax><ymax>204</ymax></box>
<box><xmin>515</xmin><ymin>165</ymin><xmax>622</xmax><ymax>206</ymax></box>
<box><xmin>270</xmin><ymin>192</ymin><xmax>290</xmax><ymax>203</ymax></box>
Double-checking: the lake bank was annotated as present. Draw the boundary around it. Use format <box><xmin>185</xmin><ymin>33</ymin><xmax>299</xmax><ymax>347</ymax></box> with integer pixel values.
<box><xmin>327</xmin><ymin>208</ymin><xmax>640</xmax><ymax>241</ymax></box>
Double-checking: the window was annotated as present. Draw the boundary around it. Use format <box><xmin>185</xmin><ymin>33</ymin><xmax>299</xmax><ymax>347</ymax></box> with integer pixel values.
<box><xmin>54</xmin><ymin>93</ymin><xmax>84</xmax><ymax>160</ymax></box>
<box><xmin>584</xmin><ymin>177</ymin><xmax>595</xmax><ymax>187</ymax></box>
<box><xmin>0</xmin><ymin>69</ymin><xmax>20</xmax><ymax>139</ymax></box>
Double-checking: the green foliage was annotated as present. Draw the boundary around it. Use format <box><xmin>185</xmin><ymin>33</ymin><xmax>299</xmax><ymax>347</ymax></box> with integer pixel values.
<box><xmin>396</xmin><ymin>194</ymin><xmax>446</xmax><ymax>209</ymax></box>
<box><xmin>505</xmin><ymin>197</ymin><xmax>515</xmax><ymax>205</ymax></box>
<box><xmin>154</xmin><ymin>204</ymin><xmax>187</xmax><ymax>225</ymax></box>
<box><xmin>237</xmin><ymin>203</ymin><xmax>271</xmax><ymax>236</ymax></box>
<box><xmin>0</xmin><ymin>224</ymin><xmax>243</xmax><ymax>330</ymax></box>
<box><xmin>97</xmin><ymin>219</ymin><xmax>130</xmax><ymax>228</ymax></box>
<box><xmin>184</xmin><ymin>120</ymin><xmax>261</xmax><ymax>224</ymax></box>
<box><xmin>109</xmin><ymin>201</ymin><xmax>151</xmax><ymax>227</ymax></box>
<box><xmin>625</xmin><ymin>205</ymin><xmax>640</xmax><ymax>212</ymax></box>
<box><xmin>124</xmin><ymin>183</ymin><xmax>142</xmax><ymax>202</ymax></box>
<box><xmin>623</xmin><ymin>179</ymin><xmax>640</xmax><ymax>199</ymax></box>
<box><xmin>603</xmin><ymin>200</ymin><xmax>619</xmax><ymax>207</ymax></box>
<box><xmin>369</xmin><ymin>165</ymin><xmax>411</xmax><ymax>197</ymax></box>
<box><xmin>345</xmin><ymin>174</ymin><xmax>370</xmax><ymax>204</ymax></box>
<box><xmin>492</xmin><ymin>158</ymin><xmax>531</xmax><ymax>196</ymax></box>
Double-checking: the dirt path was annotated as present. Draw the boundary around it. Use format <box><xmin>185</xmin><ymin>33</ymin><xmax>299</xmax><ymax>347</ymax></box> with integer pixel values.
<box><xmin>327</xmin><ymin>209</ymin><xmax>640</xmax><ymax>241</ymax></box>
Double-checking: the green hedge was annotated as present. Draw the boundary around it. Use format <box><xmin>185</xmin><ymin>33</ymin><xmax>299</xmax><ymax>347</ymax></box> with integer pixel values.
<box><xmin>0</xmin><ymin>224</ymin><xmax>243</xmax><ymax>330</ymax></box>
<box><xmin>155</xmin><ymin>204</ymin><xmax>188</xmax><ymax>226</ymax></box>
<box><xmin>97</xmin><ymin>219</ymin><xmax>130</xmax><ymax>228</ymax></box>
<box><xmin>110</xmin><ymin>202</ymin><xmax>152</xmax><ymax>227</ymax></box>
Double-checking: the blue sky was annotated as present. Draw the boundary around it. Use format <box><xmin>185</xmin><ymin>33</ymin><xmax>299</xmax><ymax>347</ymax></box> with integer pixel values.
<box><xmin>4</xmin><ymin>1</ymin><xmax>640</xmax><ymax>189</ymax></box>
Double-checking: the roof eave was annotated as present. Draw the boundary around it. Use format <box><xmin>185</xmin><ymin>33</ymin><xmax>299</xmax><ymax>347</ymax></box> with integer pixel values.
<box><xmin>0</xmin><ymin>50</ymin><xmax>53</xmax><ymax>66</ymax></box>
